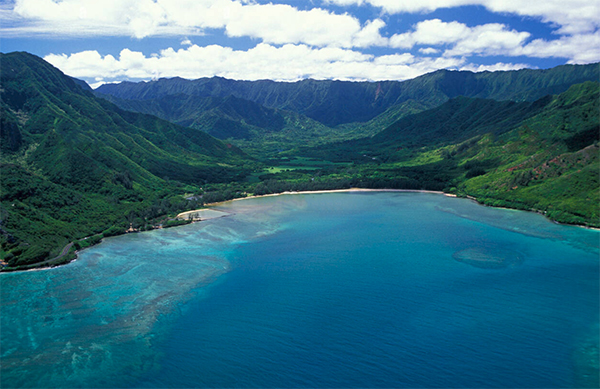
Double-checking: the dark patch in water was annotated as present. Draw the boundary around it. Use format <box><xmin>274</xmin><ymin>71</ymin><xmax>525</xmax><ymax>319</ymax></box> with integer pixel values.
<box><xmin>452</xmin><ymin>246</ymin><xmax>524</xmax><ymax>269</ymax></box>
<box><xmin>573</xmin><ymin>324</ymin><xmax>600</xmax><ymax>388</ymax></box>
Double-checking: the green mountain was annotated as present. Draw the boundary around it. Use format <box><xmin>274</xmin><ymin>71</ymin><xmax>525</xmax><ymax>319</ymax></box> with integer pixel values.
<box><xmin>95</xmin><ymin>63</ymin><xmax>598</xmax><ymax>158</ymax></box>
<box><xmin>99</xmin><ymin>92</ymin><xmax>341</xmax><ymax>157</ymax></box>
<box><xmin>310</xmin><ymin>95</ymin><xmax>552</xmax><ymax>161</ymax></box>
<box><xmin>2</xmin><ymin>53</ymin><xmax>598</xmax><ymax>270</ymax></box>
<box><xmin>456</xmin><ymin>81</ymin><xmax>599</xmax><ymax>225</ymax></box>
<box><xmin>302</xmin><ymin>82</ymin><xmax>599</xmax><ymax>226</ymax></box>
<box><xmin>97</xmin><ymin>63</ymin><xmax>599</xmax><ymax>128</ymax></box>
<box><xmin>0</xmin><ymin>52</ymin><xmax>256</xmax><ymax>269</ymax></box>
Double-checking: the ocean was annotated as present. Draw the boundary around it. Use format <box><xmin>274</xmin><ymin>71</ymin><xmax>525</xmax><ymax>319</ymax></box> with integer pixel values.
<box><xmin>1</xmin><ymin>192</ymin><xmax>598</xmax><ymax>388</ymax></box>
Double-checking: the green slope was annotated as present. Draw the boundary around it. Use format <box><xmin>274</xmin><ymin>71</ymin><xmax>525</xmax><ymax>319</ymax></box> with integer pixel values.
<box><xmin>293</xmin><ymin>82</ymin><xmax>599</xmax><ymax>226</ymax></box>
<box><xmin>97</xmin><ymin>63</ymin><xmax>599</xmax><ymax>127</ymax></box>
<box><xmin>0</xmin><ymin>52</ymin><xmax>256</xmax><ymax>269</ymax></box>
<box><xmin>455</xmin><ymin>81</ymin><xmax>600</xmax><ymax>225</ymax></box>
<box><xmin>100</xmin><ymin>93</ymin><xmax>340</xmax><ymax>157</ymax></box>
<box><xmin>95</xmin><ymin>63</ymin><xmax>598</xmax><ymax>157</ymax></box>
<box><xmin>305</xmin><ymin>94</ymin><xmax>551</xmax><ymax>162</ymax></box>
<box><xmin>2</xmin><ymin>52</ymin><xmax>598</xmax><ymax>270</ymax></box>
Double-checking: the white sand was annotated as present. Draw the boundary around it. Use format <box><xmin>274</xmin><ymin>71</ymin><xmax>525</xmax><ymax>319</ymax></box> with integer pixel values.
<box><xmin>214</xmin><ymin>188</ymin><xmax>447</xmax><ymax>205</ymax></box>
<box><xmin>176</xmin><ymin>208</ymin><xmax>230</xmax><ymax>220</ymax></box>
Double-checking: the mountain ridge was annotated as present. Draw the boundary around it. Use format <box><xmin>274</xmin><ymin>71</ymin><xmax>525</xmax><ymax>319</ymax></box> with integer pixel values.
<box><xmin>0</xmin><ymin>51</ymin><xmax>256</xmax><ymax>269</ymax></box>
<box><xmin>1</xmin><ymin>52</ymin><xmax>598</xmax><ymax>270</ymax></box>
<box><xmin>98</xmin><ymin>91</ymin><xmax>347</xmax><ymax>157</ymax></box>
<box><xmin>301</xmin><ymin>81</ymin><xmax>599</xmax><ymax>225</ymax></box>
<box><xmin>96</xmin><ymin>63</ymin><xmax>599</xmax><ymax>128</ymax></box>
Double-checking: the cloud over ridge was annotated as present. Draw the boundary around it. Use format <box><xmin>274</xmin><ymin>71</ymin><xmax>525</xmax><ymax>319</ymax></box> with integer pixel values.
<box><xmin>326</xmin><ymin>0</ymin><xmax>600</xmax><ymax>34</ymax></box>
<box><xmin>3</xmin><ymin>0</ymin><xmax>598</xmax><ymax>84</ymax></box>
<box><xmin>9</xmin><ymin>0</ymin><xmax>388</xmax><ymax>47</ymax></box>
<box><xmin>44</xmin><ymin>44</ymin><xmax>535</xmax><ymax>88</ymax></box>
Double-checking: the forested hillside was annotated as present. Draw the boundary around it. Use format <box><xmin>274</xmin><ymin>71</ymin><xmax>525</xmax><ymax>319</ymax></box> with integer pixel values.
<box><xmin>1</xmin><ymin>52</ymin><xmax>598</xmax><ymax>270</ymax></box>
<box><xmin>301</xmin><ymin>81</ymin><xmax>599</xmax><ymax>225</ymax></box>
<box><xmin>97</xmin><ymin>63</ymin><xmax>598</xmax><ymax>127</ymax></box>
<box><xmin>0</xmin><ymin>52</ymin><xmax>256</xmax><ymax>269</ymax></box>
<box><xmin>307</xmin><ymin>95</ymin><xmax>552</xmax><ymax>161</ymax></box>
<box><xmin>99</xmin><ymin>93</ymin><xmax>341</xmax><ymax>157</ymax></box>
<box><xmin>96</xmin><ymin>63</ymin><xmax>599</xmax><ymax>157</ymax></box>
<box><xmin>196</xmin><ymin>81</ymin><xmax>598</xmax><ymax>227</ymax></box>
<box><xmin>456</xmin><ymin>81</ymin><xmax>599</xmax><ymax>225</ymax></box>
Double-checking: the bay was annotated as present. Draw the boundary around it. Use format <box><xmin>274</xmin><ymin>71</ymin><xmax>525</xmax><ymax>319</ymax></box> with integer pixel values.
<box><xmin>1</xmin><ymin>192</ymin><xmax>598</xmax><ymax>388</ymax></box>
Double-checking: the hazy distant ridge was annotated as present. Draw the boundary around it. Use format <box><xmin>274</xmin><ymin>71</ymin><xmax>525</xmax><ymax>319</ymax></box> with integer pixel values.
<box><xmin>96</xmin><ymin>63</ymin><xmax>599</xmax><ymax>127</ymax></box>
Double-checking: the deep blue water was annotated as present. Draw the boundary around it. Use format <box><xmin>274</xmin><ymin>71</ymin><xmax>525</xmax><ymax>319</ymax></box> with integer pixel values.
<box><xmin>1</xmin><ymin>192</ymin><xmax>598</xmax><ymax>388</ymax></box>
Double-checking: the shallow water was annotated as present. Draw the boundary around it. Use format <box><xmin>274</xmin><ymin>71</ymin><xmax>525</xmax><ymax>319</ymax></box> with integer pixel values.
<box><xmin>1</xmin><ymin>192</ymin><xmax>598</xmax><ymax>388</ymax></box>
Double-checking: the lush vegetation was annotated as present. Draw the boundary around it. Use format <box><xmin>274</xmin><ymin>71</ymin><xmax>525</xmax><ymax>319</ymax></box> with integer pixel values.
<box><xmin>97</xmin><ymin>63</ymin><xmax>598</xmax><ymax>127</ymax></box>
<box><xmin>0</xmin><ymin>52</ymin><xmax>258</xmax><ymax>270</ymax></box>
<box><xmin>100</xmin><ymin>93</ymin><xmax>347</xmax><ymax>158</ymax></box>
<box><xmin>455</xmin><ymin>82</ymin><xmax>600</xmax><ymax>226</ymax></box>
<box><xmin>97</xmin><ymin>62</ymin><xmax>598</xmax><ymax>159</ymax></box>
<box><xmin>198</xmin><ymin>81</ymin><xmax>599</xmax><ymax>227</ymax></box>
<box><xmin>1</xmin><ymin>52</ymin><xmax>598</xmax><ymax>270</ymax></box>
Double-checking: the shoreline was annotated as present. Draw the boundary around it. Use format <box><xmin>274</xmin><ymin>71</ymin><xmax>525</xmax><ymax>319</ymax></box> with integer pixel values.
<box><xmin>206</xmin><ymin>188</ymin><xmax>448</xmax><ymax>207</ymax></box>
<box><xmin>196</xmin><ymin>188</ymin><xmax>599</xmax><ymax>231</ymax></box>
<box><xmin>203</xmin><ymin>188</ymin><xmax>600</xmax><ymax>231</ymax></box>
<box><xmin>3</xmin><ymin>188</ymin><xmax>598</xmax><ymax>274</ymax></box>
<box><xmin>176</xmin><ymin>208</ymin><xmax>230</xmax><ymax>221</ymax></box>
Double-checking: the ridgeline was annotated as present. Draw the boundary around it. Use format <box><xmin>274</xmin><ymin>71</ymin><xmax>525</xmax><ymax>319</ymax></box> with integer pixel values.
<box><xmin>1</xmin><ymin>52</ymin><xmax>598</xmax><ymax>270</ymax></box>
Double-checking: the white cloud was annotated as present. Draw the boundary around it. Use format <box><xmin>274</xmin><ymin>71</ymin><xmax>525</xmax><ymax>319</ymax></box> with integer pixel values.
<box><xmin>418</xmin><ymin>48</ymin><xmax>441</xmax><ymax>55</ymax></box>
<box><xmin>485</xmin><ymin>0</ymin><xmax>599</xmax><ymax>35</ymax></box>
<box><xmin>326</xmin><ymin>0</ymin><xmax>600</xmax><ymax>35</ymax></box>
<box><xmin>222</xmin><ymin>3</ymin><xmax>364</xmax><ymax>47</ymax></box>
<box><xmin>460</xmin><ymin>62</ymin><xmax>531</xmax><ymax>72</ymax></box>
<box><xmin>516</xmin><ymin>33</ymin><xmax>600</xmax><ymax>64</ymax></box>
<box><xmin>389</xmin><ymin>19</ymin><xmax>471</xmax><ymax>48</ymax></box>
<box><xmin>89</xmin><ymin>80</ymin><xmax>119</xmax><ymax>89</ymax></box>
<box><xmin>390</xmin><ymin>19</ymin><xmax>531</xmax><ymax>58</ymax></box>
<box><xmin>326</xmin><ymin>0</ymin><xmax>470</xmax><ymax>14</ymax></box>
<box><xmin>328</xmin><ymin>0</ymin><xmax>600</xmax><ymax>63</ymax></box>
<box><xmin>443</xmin><ymin>23</ymin><xmax>531</xmax><ymax>57</ymax></box>
<box><xmin>351</xmin><ymin>19</ymin><xmax>389</xmax><ymax>48</ymax></box>
<box><xmin>373</xmin><ymin>53</ymin><xmax>414</xmax><ymax>65</ymax></box>
<box><xmin>45</xmin><ymin>44</ymin><xmax>467</xmax><ymax>84</ymax></box>
<box><xmin>46</xmin><ymin>50</ymin><xmax>121</xmax><ymax>79</ymax></box>
<box><xmin>7</xmin><ymin>0</ymin><xmax>387</xmax><ymax>48</ymax></box>
<box><xmin>8</xmin><ymin>0</ymin><xmax>598</xmax><ymax>72</ymax></box>
<box><xmin>12</xmin><ymin>0</ymin><xmax>165</xmax><ymax>38</ymax></box>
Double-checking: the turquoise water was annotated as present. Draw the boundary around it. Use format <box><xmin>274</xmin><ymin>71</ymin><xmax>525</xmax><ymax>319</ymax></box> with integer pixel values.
<box><xmin>1</xmin><ymin>192</ymin><xmax>598</xmax><ymax>388</ymax></box>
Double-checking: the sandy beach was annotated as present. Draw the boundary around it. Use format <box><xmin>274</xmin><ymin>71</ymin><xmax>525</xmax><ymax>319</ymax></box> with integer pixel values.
<box><xmin>176</xmin><ymin>208</ymin><xmax>230</xmax><ymax>221</ymax></box>
<box><xmin>218</xmin><ymin>188</ymin><xmax>447</xmax><ymax>205</ymax></box>
<box><xmin>176</xmin><ymin>188</ymin><xmax>452</xmax><ymax>217</ymax></box>
<box><xmin>187</xmin><ymin>188</ymin><xmax>599</xmax><ymax>231</ymax></box>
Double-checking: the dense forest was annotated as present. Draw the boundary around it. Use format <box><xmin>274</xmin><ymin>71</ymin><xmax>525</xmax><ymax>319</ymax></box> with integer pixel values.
<box><xmin>1</xmin><ymin>52</ymin><xmax>598</xmax><ymax>270</ymax></box>
<box><xmin>0</xmin><ymin>52</ymin><xmax>256</xmax><ymax>269</ymax></box>
<box><xmin>97</xmin><ymin>62</ymin><xmax>599</xmax><ymax>158</ymax></box>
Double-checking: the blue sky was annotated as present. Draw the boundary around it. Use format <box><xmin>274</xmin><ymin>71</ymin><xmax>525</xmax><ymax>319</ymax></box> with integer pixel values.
<box><xmin>1</xmin><ymin>0</ymin><xmax>599</xmax><ymax>88</ymax></box>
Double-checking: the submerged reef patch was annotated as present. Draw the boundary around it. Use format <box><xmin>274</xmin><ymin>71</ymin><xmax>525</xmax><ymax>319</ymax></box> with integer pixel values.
<box><xmin>452</xmin><ymin>246</ymin><xmax>525</xmax><ymax>269</ymax></box>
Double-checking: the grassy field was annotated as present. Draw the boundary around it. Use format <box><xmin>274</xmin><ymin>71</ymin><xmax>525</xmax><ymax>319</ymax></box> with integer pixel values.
<box><xmin>245</xmin><ymin>157</ymin><xmax>352</xmax><ymax>183</ymax></box>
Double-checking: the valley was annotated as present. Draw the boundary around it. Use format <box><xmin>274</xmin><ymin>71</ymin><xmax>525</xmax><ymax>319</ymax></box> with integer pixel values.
<box><xmin>1</xmin><ymin>52</ymin><xmax>598</xmax><ymax>270</ymax></box>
